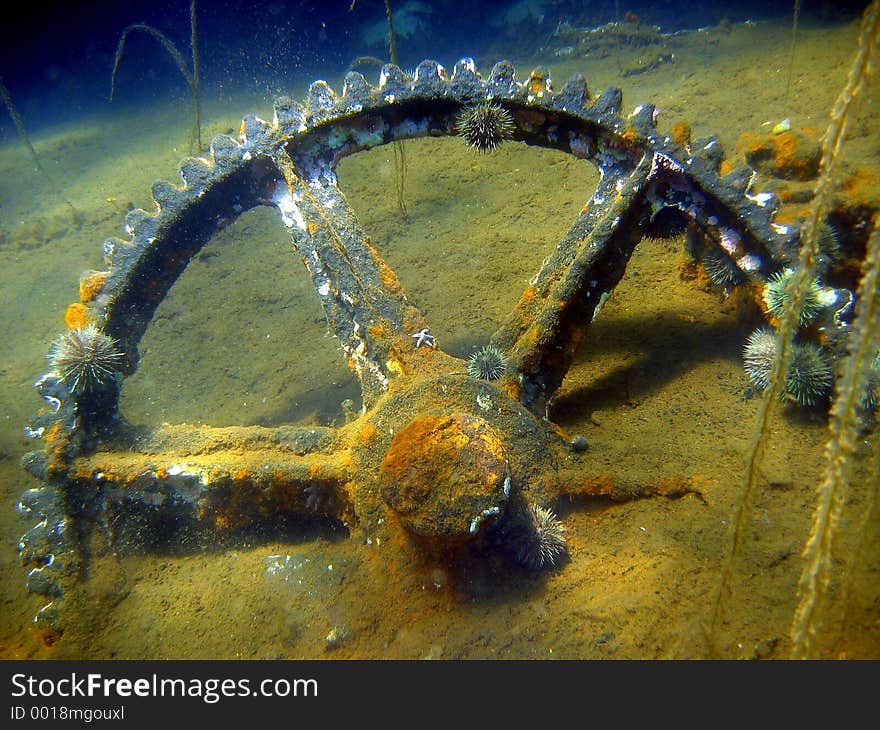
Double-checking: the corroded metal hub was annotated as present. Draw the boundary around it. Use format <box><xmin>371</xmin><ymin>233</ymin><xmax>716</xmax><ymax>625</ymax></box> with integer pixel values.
<box><xmin>18</xmin><ymin>57</ymin><xmax>805</xmax><ymax>626</ymax></box>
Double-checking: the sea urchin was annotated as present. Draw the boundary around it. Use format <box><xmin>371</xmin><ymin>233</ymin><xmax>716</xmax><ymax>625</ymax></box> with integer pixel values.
<box><xmin>48</xmin><ymin>324</ymin><xmax>124</xmax><ymax>394</ymax></box>
<box><xmin>456</xmin><ymin>102</ymin><xmax>516</xmax><ymax>152</ymax></box>
<box><xmin>784</xmin><ymin>341</ymin><xmax>833</xmax><ymax>406</ymax></box>
<box><xmin>505</xmin><ymin>503</ymin><xmax>568</xmax><ymax>570</ymax></box>
<box><xmin>743</xmin><ymin>328</ymin><xmax>777</xmax><ymax>392</ymax></box>
<box><xmin>741</xmin><ymin>327</ymin><xmax>832</xmax><ymax>406</ymax></box>
<box><xmin>761</xmin><ymin>268</ymin><xmax>825</xmax><ymax>325</ymax></box>
<box><xmin>467</xmin><ymin>344</ymin><xmax>508</xmax><ymax>381</ymax></box>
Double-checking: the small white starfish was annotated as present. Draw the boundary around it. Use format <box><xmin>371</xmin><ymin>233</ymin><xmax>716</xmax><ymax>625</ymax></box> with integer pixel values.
<box><xmin>411</xmin><ymin>328</ymin><xmax>435</xmax><ymax>348</ymax></box>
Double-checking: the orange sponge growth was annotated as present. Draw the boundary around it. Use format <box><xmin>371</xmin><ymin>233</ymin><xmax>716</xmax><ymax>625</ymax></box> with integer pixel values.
<box><xmin>737</xmin><ymin>129</ymin><xmax>821</xmax><ymax>181</ymax></box>
<box><xmin>79</xmin><ymin>271</ymin><xmax>108</xmax><ymax>303</ymax></box>
<box><xmin>671</xmin><ymin>122</ymin><xmax>691</xmax><ymax>147</ymax></box>
<box><xmin>64</xmin><ymin>303</ymin><xmax>90</xmax><ymax>329</ymax></box>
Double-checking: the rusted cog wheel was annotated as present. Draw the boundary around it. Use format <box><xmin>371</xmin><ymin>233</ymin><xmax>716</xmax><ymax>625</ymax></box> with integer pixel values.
<box><xmin>18</xmin><ymin>57</ymin><xmax>797</xmax><ymax>626</ymax></box>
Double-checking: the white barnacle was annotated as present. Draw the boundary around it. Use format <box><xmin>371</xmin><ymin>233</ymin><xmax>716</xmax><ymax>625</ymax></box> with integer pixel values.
<box><xmin>747</xmin><ymin>192</ymin><xmax>775</xmax><ymax>207</ymax></box>
<box><xmin>272</xmin><ymin>181</ymin><xmax>306</xmax><ymax>230</ymax></box>
<box><xmin>719</xmin><ymin>228</ymin><xmax>741</xmax><ymax>255</ymax></box>
<box><xmin>738</xmin><ymin>254</ymin><xmax>761</xmax><ymax>271</ymax></box>
<box><xmin>476</xmin><ymin>392</ymin><xmax>493</xmax><ymax>411</ymax></box>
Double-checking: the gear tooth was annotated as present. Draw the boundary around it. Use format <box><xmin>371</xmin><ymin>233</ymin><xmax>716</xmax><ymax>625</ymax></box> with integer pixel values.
<box><xmin>341</xmin><ymin>72</ymin><xmax>371</xmax><ymax>102</ymax></box>
<box><xmin>273</xmin><ymin>96</ymin><xmax>307</xmax><ymax>134</ymax></box>
<box><xmin>628</xmin><ymin>104</ymin><xmax>657</xmax><ymax>136</ymax></box>
<box><xmin>240</xmin><ymin>113</ymin><xmax>271</xmax><ymax>146</ymax></box>
<box><xmin>693</xmin><ymin>135</ymin><xmax>723</xmax><ymax>171</ymax></box>
<box><xmin>124</xmin><ymin>208</ymin><xmax>158</xmax><ymax>242</ymax></box>
<box><xmin>209</xmin><ymin>133</ymin><xmax>243</xmax><ymax>166</ymax></box>
<box><xmin>378</xmin><ymin>63</ymin><xmax>407</xmax><ymax>94</ymax></box>
<box><xmin>451</xmin><ymin>57</ymin><xmax>479</xmax><ymax>82</ymax></box>
<box><xmin>412</xmin><ymin>59</ymin><xmax>446</xmax><ymax>91</ymax></box>
<box><xmin>35</xmin><ymin>602</ymin><xmax>60</xmax><ymax>625</ymax></box>
<box><xmin>21</xmin><ymin>452</ymin><xmax>49</xmax><ymax>481</ymax></box>
<box><xmin>589</xmin><ymin>87</ymin><xmax>623</xmax><ymax>118</ymax></box>
<box><xmin>18</xmin><ymin>486</ymin><xmax>54</xmax><ymax>514</ymax></box>
<box><xmin>178</xmin><ymin>156</ymin><xmax>213</xmax><ymax>190</ymax></box>
<box><xmin>553</xmin><ymin>74</ymin><xmax>591</xmax><ymax>112</ymax></box>
<box><xmin>27</xmin><ymin>564</ymin><xmax>63</xmax><ymax>597</ymax></box>
<box><xmin>487</xmin><ymin>60</ymin><xmax>518</xmax><ymax>93</ymax></box>
<box><xmin>722</xmin><ymin>165</ymin><xmax>756</xmax><ymax>194</ymax></box>
<box><xmin>150</xmin><ymin>180</ymin><xmax>181</xmax><ymax>211</ymax></box>
<box><xmin>18</xmin><ymin>521</ymin><xmax>55</xmax><ymax>566</ymax></box>
<box><xmin>307</xmin><ymin>80</ymin><xmax>338</xmax><ymax>120</ymax></box>
<box><xmin>524</xmin><ymin>66</ymin><xmax>552</xmax><ymax>99</ymax></box>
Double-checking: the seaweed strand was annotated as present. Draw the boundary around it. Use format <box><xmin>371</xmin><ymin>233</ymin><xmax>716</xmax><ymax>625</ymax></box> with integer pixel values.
<box><xmin>190</xmin><ymin>0</ymin><xmax>202</xmax><ymax>152</ymax></box>
<box><xmin>791</xmin><ymin>217</ymin><xmax>880</xmax><ymax>658</ymax></box>
<box><xmin>110</xmin><ymin>2</ymin><xmax>202</xmax><ymax>154</ymax></box>
<box><xmin>384</xmin><ymin>0</ymin><xmax>408</xmax><ymax>218</ymax></box>
<box><xmin>0</xmin><ymin>76</ymin><xmax>80</xmax><ymax>224</ymax></box>
<box><xmin>708</xmin><ymin>0</ymin><xmax>880</xmax><ymax>656</ymax></box>
<box><xmin>785</xmin><ymin>0</ymin><xmax>801</xmax><ymax>103</ymax></box>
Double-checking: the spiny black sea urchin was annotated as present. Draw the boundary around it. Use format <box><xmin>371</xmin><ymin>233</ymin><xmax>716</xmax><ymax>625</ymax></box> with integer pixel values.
<box><xmin>48</xmin><ymin>324</ymin><xmax>124</xmax><ymax>394</ymax></box>
<box><xmin>506</xmin><ymin>503</ymin><xmax>568</xmax><ymax>570</ymax></box>
<box><xmin>467</xmin><ymin>344</ymin><xmax>508</xmax><ymax>381</ymax></box>
<box><xmin>644</xmin><ymin>206</ymin><xmax>690</xmax><ymax>240</ymax></box>
<box><xmin>456</xmin><ymin>102</ymin><xmax>516</xmax><ymax>152</ymax></box>
<box><xmin>701</xmin><ymin>247</ymin><xmax>745</xmax><ymax>287</ymax></box>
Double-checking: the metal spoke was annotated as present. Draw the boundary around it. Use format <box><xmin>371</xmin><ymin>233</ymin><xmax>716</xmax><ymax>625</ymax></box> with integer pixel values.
<box><xmin>271</xmin><ymin>149</ymin><xmax>432</xmax><ymax>407</ymax></box>
<box><xmin>494</xmin><ymin>155</ymin><xmax>654</xmax><ymax>410</ymax></box>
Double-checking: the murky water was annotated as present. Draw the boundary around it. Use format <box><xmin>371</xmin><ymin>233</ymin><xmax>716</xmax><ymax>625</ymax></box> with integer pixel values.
<box><xmin>1</xmin><ymin>10</ymin><xmax>878</xmax><ymax>659</ymax></box>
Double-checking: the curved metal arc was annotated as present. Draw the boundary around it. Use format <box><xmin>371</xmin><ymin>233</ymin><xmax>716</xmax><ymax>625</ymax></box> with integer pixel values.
<box><xmin>99</xmin><ymin>154</ymin><xmax>282</xmax><ymax>368</ymax></box>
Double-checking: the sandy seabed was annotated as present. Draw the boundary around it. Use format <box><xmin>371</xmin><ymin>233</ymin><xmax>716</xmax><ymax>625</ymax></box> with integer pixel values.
<box><xmin>0</xmin><ymin>16</ymin><xmax>878</xmax><ymax>659</ymax></box>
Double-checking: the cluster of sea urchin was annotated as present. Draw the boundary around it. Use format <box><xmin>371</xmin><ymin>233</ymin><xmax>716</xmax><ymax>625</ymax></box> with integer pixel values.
<box><xmin>48</xmin><ymin>324</ymin><xmax>124</xmax><ymax>394</ymax></box>
<box><xmin>742</xmin><ymin>327</ymin><xmax>833</xmax><ymax>406</ymax></box>
<box><xmin>467</xmin><ymin>344</ymin><xmax>508</xmax><ymax>381</ymax></box>
<box><xmin>504</xmin><ymin>503</ymin><xmax>568</xmax><ymax>570</ymax></box>
<box><xmin>456</xmin><ymin>102</ymin><xmax>516</xmax><ymax>152</ymax></box>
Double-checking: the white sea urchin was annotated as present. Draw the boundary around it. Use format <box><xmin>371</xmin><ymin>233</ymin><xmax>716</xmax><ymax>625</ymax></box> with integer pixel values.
<box><xmin>48</xmin><ymin>324</ymin><xmax>124</xmax><ymax>394</ymax></box>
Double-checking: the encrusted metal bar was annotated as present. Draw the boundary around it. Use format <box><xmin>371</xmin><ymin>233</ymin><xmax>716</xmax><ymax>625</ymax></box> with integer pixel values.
<box><xmin>72</xmin><ymin>428</ymin><xmax>352</xmax><ymax>529</ymax></box>
<box><xmin>496</xmin><ymin>154</ymin><xmax>655</xmax><ymax>409</ymax></box>
<box><xmin>271</xmin><ymin>150</ymin><xmax>431</xmax><ymax>407</ymax></box>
